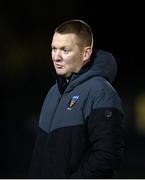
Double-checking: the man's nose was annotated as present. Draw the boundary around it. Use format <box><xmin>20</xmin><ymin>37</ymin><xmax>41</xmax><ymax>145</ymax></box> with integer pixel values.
<box><xmin>53</xmin><ymin>50</ymin><xmax>62</xmax><ymax>61</ymax></box>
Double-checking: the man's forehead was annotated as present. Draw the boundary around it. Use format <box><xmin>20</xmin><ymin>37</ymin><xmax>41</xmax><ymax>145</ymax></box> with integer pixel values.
<box><xmin>51</xmin><ymin>33</ymin><xmax>79</xmax><ymax>47</ymax></box>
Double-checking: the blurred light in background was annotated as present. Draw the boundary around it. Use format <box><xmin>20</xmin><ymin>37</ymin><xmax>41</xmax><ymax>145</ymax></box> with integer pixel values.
<box><xmin>135</xmin><ymin>92</ymin><xmax>145</xmax><ymax>135</ymax></box>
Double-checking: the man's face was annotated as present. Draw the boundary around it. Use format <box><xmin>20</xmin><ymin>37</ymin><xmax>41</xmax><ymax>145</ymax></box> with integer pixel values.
<box><xmin>51</xmin><ymin>32</ymin><xmax>85</xmax><ymax>77</ymax></box>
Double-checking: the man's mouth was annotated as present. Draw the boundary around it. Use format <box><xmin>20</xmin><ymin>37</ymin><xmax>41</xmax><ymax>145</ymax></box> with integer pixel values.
<box><xmin>55</xmin><ymin>63</ymin><xmax>63</xmax><ymax>68</ymax></box>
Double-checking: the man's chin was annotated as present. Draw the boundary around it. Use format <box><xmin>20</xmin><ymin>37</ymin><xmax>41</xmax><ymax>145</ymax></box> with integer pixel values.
<box><xmin>56</xmin><ymin>71</ymin><xmax>66</xmax><ymax>77</ymax></box>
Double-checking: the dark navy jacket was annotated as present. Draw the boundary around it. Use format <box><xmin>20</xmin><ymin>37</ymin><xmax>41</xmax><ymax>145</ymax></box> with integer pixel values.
<box><xmin>29</xmin><ymin>50</ymin><xmax>124</xmax><ymax>178</ymax></box>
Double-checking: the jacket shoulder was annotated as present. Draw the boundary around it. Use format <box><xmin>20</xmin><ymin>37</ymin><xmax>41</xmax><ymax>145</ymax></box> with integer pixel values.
<box><xmin>83</xmin><ymin>77</ymin><xmax>123</xmax><ymax>113</ymax></box>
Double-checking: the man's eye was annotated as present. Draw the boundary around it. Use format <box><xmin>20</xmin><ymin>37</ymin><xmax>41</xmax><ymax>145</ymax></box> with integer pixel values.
<box><xmin>52</xmin><ymin>48</ymin><xmax>56</xmax><ymax>52</ymax></box>
<box><xmin>63</xmin><ymin>48</ymin><xmax>70</xmax><ymax>54</ymax></box>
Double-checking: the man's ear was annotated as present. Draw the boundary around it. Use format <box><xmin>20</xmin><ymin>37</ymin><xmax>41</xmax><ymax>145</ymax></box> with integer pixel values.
<box><xmin>82</xmin><ymin>47</ymin><xmax>92</xmax><ymax>65</ymax></box>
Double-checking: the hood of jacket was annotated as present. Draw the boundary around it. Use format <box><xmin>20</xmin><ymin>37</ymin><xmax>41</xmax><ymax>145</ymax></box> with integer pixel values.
<box><xmin>89</xmin><ymin>49</ymin><xmax>117</xmax><ymax>82</ymax></box>
<box><xmin>58</xmin><ymin>49</ymin><xmax>117</xmax><ymax>93</ymax></box>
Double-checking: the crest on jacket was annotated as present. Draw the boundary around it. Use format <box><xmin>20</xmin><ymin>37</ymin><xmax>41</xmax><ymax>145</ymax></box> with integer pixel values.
<box><xmin>67</xmin><ymin>95</ymin><xmax>79</xmax><ymax>110</ymax></box>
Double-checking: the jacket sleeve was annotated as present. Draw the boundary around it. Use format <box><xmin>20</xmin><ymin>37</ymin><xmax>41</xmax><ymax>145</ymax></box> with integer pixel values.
<box><xmin>70</xmin><ymin>93</ymin><xmax>125</xmax><ymax>178</ymax></box>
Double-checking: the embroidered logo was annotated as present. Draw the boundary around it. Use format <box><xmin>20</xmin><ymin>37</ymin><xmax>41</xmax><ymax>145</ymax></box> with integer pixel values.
<box><xmin>67</xmin><ymin>95</ymin><xmax>80</xmax><ymax>110</ymax></box>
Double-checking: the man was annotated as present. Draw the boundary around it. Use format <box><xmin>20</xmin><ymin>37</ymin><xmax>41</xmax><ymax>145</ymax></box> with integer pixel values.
<box><xmin>29</xmin><ymin>19</ymin><xmax>124</xmax><ymax>178</ymax></box>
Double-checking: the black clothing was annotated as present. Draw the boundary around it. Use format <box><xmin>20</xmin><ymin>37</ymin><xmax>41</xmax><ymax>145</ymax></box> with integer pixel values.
<box><xmin>29</xmin><ymin>50</ymin><xmax>124</xmax><ymax>178</ymax></box>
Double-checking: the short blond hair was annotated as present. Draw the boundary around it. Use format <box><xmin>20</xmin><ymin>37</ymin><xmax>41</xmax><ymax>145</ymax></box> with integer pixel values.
<box><xmin>55</xmin><ymin>19</ymin><xmax>94</xmax><ymax>48</ymax></box>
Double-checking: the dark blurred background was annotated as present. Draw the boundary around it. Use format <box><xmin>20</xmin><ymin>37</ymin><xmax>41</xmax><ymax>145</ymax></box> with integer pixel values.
<box><xmin>1</xmin><ymin>0</ymin><xmax>145</xmax><ymax>178</ymax></box>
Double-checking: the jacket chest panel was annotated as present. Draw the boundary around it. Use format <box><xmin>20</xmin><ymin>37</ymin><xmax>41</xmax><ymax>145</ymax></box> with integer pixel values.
<box><xmin>39</xmin><ymin>82</ymin><xmax>93</xmax><ymax>133</ymax></box>
<box><xmin>50</xmin><ymin>91</ymin><xmax>86</xmax><ymax>131</ymax></box>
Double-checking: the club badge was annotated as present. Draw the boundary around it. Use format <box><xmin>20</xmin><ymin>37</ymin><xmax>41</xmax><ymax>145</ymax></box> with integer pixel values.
<box><xmin>67</xmin><ymin>95</ymin><xmax>80</xmax><ymax>110</ymax></box>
